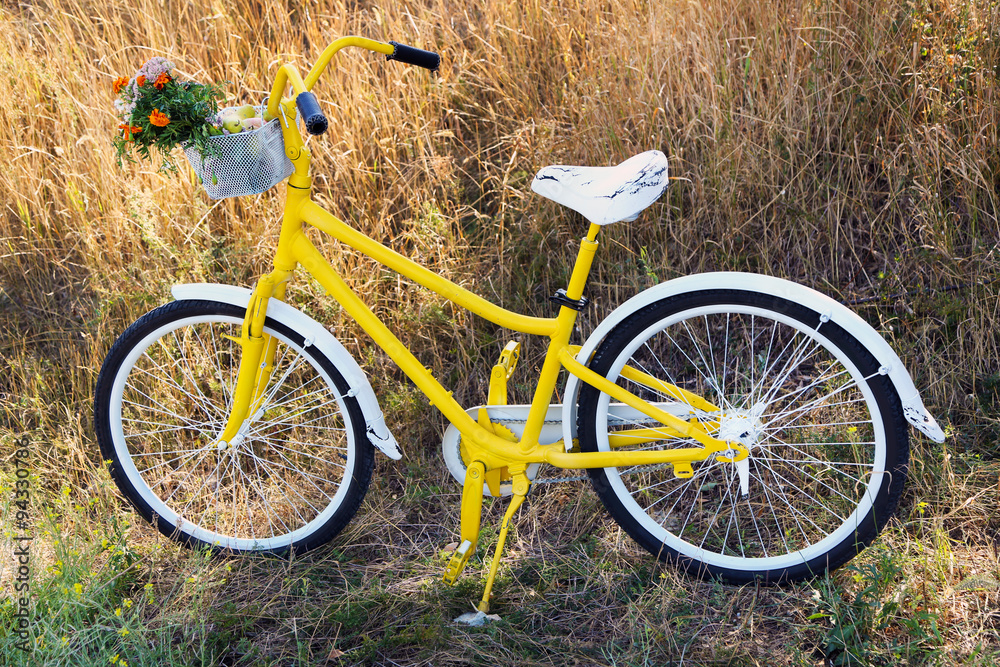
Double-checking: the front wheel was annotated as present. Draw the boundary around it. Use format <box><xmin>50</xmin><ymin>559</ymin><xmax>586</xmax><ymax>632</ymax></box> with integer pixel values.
<box><xmin>94</xmin><ymin>299</ymin><xmax>374</xmax><ymax>554</ymax></box>
<box><xmin>577</xmin><ymin>289</ymin><xmax>909</xmax><ymax>583</ymax></box>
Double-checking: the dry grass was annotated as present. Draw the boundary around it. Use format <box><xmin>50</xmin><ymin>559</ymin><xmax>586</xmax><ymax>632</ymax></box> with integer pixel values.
<box><xmin>2</xmin><ymin>0</ymin><xmax>1000</xmax><ymax>664</ymax></box>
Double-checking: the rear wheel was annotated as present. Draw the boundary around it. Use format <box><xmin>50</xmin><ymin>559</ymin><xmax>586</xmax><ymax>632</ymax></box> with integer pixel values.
<box><xmin>577</xmin><ymin>289</ymin><xmax>908</xmax><ymax>583</ymax></box>
<box><xmin>94</xmin><ymin>300</ymin><xmax>374</xmax><ymax>554</ymax></box>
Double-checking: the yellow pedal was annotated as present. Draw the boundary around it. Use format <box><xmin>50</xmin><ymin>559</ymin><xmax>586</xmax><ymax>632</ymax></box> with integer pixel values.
<box><xmin>497</xmin><ymin>341</ymin><xmax>520</xmax><ymax>378</ymax></box>
<box><xmin>443</xmin><ymin>539</ymin><xmax>474</xmax><ymax>585</ymax></box>
<box><xmin>484</xmin><ymin>341</ymin><xmax>521</xmax><ymax>407</ymax></box>
<box><xmin>673</xmin><ymin>462</ymin><xmax>694</xmax><ymax>478</ymax></box>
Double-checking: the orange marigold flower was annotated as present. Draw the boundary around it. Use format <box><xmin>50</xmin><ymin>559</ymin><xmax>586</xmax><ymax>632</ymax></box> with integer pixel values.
<box><xmin>112</xmin><ymin>76</ymin><xmax>129</xmax><ymax>95</ymax></box>
<box><xmin>149</xmin><ymin>108</ymin><xmax>170</xmax><ymax>127</ymax></box>
<box><xmin>136</xmin><ymin>75</ymin><xmax>147</xmax><ymax>87</ymax></box>
<box><xmin>118</xmin><ymin>123</ymin><xmax>143</xmax><ymax>141</ymax></box>
<box><xmin>153</xmin><ymin>73</ymin><xmax>171</xmax><ymax>90</ymax></box>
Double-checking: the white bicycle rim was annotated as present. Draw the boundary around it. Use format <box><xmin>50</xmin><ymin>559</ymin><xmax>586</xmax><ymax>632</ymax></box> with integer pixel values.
<box><xmin>594</xmin><ymin>303</ymin><xmax>887</xmax><ymax>572</ymax></box>
<box><xmin>107</xmin><ymin>313</ymin><xmax>358</xmax><ymax>551</ymax></box>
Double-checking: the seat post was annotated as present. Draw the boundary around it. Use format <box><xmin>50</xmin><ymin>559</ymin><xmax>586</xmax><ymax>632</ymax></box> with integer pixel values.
<box><xmin>563</xmin><ymin>223</ymin><xmax>602</xmax><ymax>301</ymax></box>
<box><xmin>518</xmin><ymin>223</ymin><xmax>602</xmax><ymax>453</ymax></box>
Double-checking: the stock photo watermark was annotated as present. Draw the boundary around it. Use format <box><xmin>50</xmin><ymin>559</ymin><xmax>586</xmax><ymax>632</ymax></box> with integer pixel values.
<box><xmin>11</xmin><ymin>435</ymin><xmax>33</xmax><ymax>652</ymax></box>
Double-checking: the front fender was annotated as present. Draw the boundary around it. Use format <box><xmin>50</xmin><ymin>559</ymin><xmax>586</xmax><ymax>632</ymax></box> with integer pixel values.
<box><xmin>561</xmin><ymin>272</ymin><xmax>945</xmax><ymax>449</ymax></box>
<box><xmin>171</xmin><ymin>283</ymin><xmax>402</xmax><ymax>460</ymax></box>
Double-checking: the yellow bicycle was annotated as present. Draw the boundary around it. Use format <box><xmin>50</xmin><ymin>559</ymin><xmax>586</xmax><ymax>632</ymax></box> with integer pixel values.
<box><xmin>94</xmin><ymin>37</ymin><xmax>945</xmax><ymax>612</ymax></box>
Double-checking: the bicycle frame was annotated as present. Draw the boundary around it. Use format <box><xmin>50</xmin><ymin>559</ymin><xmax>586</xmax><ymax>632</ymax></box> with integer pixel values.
<box><xmin>210</xmin><ymin>37</ymin><xmax>747</xmax><ymax>481</ymax></box>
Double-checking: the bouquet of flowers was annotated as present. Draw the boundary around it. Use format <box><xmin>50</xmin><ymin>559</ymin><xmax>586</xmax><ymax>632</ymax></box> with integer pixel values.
<box><xmin>111</xmin><ymin>57</ymin><xmax>225</xmax><ymax>170</ymax></box>
<box><xmin>112</xmin><ymin>56</ymin><xmax>295</xmax><ymax>198</ymax></box>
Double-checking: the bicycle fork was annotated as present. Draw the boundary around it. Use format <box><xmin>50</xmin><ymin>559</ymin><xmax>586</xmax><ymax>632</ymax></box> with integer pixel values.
<box><xmin>214</xmin><ymin>271</ymin><xmax>289</xmax><ymax>449</ymax></box>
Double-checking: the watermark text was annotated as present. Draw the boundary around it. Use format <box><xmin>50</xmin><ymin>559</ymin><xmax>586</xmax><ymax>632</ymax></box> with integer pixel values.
<box><xmin>11</xmin><ymin>435</ymin><xmax>32</xmax><ymax>652</ymax></box>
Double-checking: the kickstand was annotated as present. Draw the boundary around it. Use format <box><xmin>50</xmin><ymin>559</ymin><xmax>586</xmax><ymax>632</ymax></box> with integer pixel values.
<box><xmin>477</xmin><ymin>470</ymin><xmax>529</xmax><ymax>613</ymax></box>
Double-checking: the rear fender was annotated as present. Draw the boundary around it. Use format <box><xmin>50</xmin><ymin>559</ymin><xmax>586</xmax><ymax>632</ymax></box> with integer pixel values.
<box><xmin>561</xmin><ymin>272</ymin><xmax>945</xmax><ymax>450</ymax></box>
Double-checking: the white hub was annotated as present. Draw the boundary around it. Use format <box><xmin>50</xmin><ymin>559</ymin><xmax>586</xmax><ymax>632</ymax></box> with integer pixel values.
<box><xmin>717</xmin><ymin>402</ymin><xmax>766</xmax><ymax>497</ymax></box>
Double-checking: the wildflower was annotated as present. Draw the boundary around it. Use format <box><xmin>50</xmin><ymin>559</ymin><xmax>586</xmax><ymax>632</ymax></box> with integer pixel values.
<box><xmin>109</xmin><ymin>654</ymin><xmax>119</xmax><ymax>665</ymax></box>
<box><xmin>61</xmin><ymin>485</ymin><xmax>71</xmax><ymax>497</ymax></box>
<box><xmin>115</xmin><ymin>607</ymin><xmax>122</xmax><ymax>617</ymax></box>
<box><xmin>118</xmin><ymin>627</ymin><xmax>129</xmax><ymax>636</ymax></box>
<box><xmin>149</xmin><ymin>109</ymin><xmax>170</xmax><ymax>127</ymax></box>
<box><xmin>73</xmin><ymin>583</ymin><xmax>83</xmax><ymax>596</ymax></box>
<box><xmin>136</xmin><ymin>56</ymin><xmax>174</xmax><ymax>80</ymax></box>
<box><xmin>118</xmin><ymin>123</ymin><xmax>142</xmax><ymax>141</ymax></box>
<box><xmin>62</xmin><ymin>637</ymin><xmax>69</xmax><ymax>645</ymax></box>
<box><xmin>113</xmin><ymin>56</ymin><xmax>222</xmax><ymax>170</ymax></box>
<box><xmin>123</xmin><ymin>598</ymin><xmax>133</xmax><ymax>608</ymax></box>
<box><xmin>113</xmin><ymin>76</ymin><xmax>129</xmax><ymax>94</ymax></box>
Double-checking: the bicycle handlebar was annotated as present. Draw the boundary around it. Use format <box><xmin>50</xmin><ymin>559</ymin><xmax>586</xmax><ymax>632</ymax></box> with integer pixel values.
<box><xmin>268</xmin><ymin>36</ymin><xmax>440</xmax><ymax>137</ymax></box>
<box><xmin>295</xmin><ymin>91</ymin><xmax>328</xmax><ymax>135</ymax></box>
<box><xmin>386</xmin><ymin>41</ymin><xmax>440</xmax><ymax>71</ymax></box>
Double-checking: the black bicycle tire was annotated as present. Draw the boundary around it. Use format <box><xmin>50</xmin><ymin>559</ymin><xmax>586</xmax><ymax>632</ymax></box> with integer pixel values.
<box><xmin>577</xmin><ymin>288</ymin><xmax>909</xmax><ymax>583</ymax></box>
<box><xmin>94</xmin><ymin>299</ymin><xmax>375</xmax><ymax>555</ymax></box>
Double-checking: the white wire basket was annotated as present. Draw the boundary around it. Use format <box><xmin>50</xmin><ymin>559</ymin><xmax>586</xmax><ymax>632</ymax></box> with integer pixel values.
<box><xmin>184</xmin><ymin>105</ymin><xmax>294</xmax><ymax>200</ymax></box>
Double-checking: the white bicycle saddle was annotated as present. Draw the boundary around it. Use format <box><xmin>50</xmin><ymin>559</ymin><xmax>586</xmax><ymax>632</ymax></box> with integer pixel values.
<box><xmin>530</xmin><ymin>150</ymin><xmax>669</xmax><ymax>225</ymax></box>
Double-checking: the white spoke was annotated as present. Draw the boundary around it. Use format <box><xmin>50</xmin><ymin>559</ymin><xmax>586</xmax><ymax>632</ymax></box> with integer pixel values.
<box><xmin>752</xmin><ymin>455</ymin><xmax>846</xmax><ymax>525</ymax></box>
<box><xmin>254</xmin><ymin>438</ymin><xmax>347</xmax><ymax>471</ymax></box>
<box><xmin>121</xmin><ymin>390</ymin><xmax>211</xmax><ymax>431</ymax></box>
<box><xmin>198</xmin><ymin>324</ymin><xmax>235</xmax><ymax>411</ymax></box>
<box><xmin>750</xmin><ymin>456</ymin><xmax>812</xmax><ymax>547</ymax></box>
<box><xmin>698</xmin><ymin>468</ymin><xmax>737</xmax><ymax>550</ymax></box>
<box><xmin>132</xmin><ymin>356</ymin><xmax>223</xmax><ymax>422</ymax></box>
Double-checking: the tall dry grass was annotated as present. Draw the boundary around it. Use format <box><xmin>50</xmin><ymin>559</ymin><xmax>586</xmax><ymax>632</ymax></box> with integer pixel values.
<box><xmin>2</xmin><ymin>0</ymin><xmax>999</xmax><ymax>663</ymax></box>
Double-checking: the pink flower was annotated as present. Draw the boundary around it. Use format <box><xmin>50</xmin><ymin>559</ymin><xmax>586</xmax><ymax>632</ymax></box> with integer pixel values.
<box><xmin>131</xmin><ymin>57</ymin><xmax>175</xmax><ymax>99</ymax></box>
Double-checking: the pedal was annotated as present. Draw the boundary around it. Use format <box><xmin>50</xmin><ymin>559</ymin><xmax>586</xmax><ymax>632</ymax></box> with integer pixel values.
<box><xmin>673</xmin><ymin>461</ymin><xmax>694</xmax><ymax>478</ymax></box>
<box><xmin>497</xmin><ymin>341</ymin><xmax>520</xmax><ymax>377</ymax></box>
<box><xmin>485</xmin><ymin>341</ymin><xmax>520</xmax><ymax>406</ymax></box>
<box><xmin>443</xmin><ymin>539</ymin><xmax>474</xmax><ymax>584</ymax></box>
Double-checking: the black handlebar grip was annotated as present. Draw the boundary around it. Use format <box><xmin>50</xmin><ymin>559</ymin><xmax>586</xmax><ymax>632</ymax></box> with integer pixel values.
<box><xmin>386</xmin><ymin>41</ymin><xmax>440</xmax><ymax>72</ymax></box>
<box><xmin>295</xmin><ymin>91</ymin><xmax>328</xmax><ymax>135</ymax></box>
